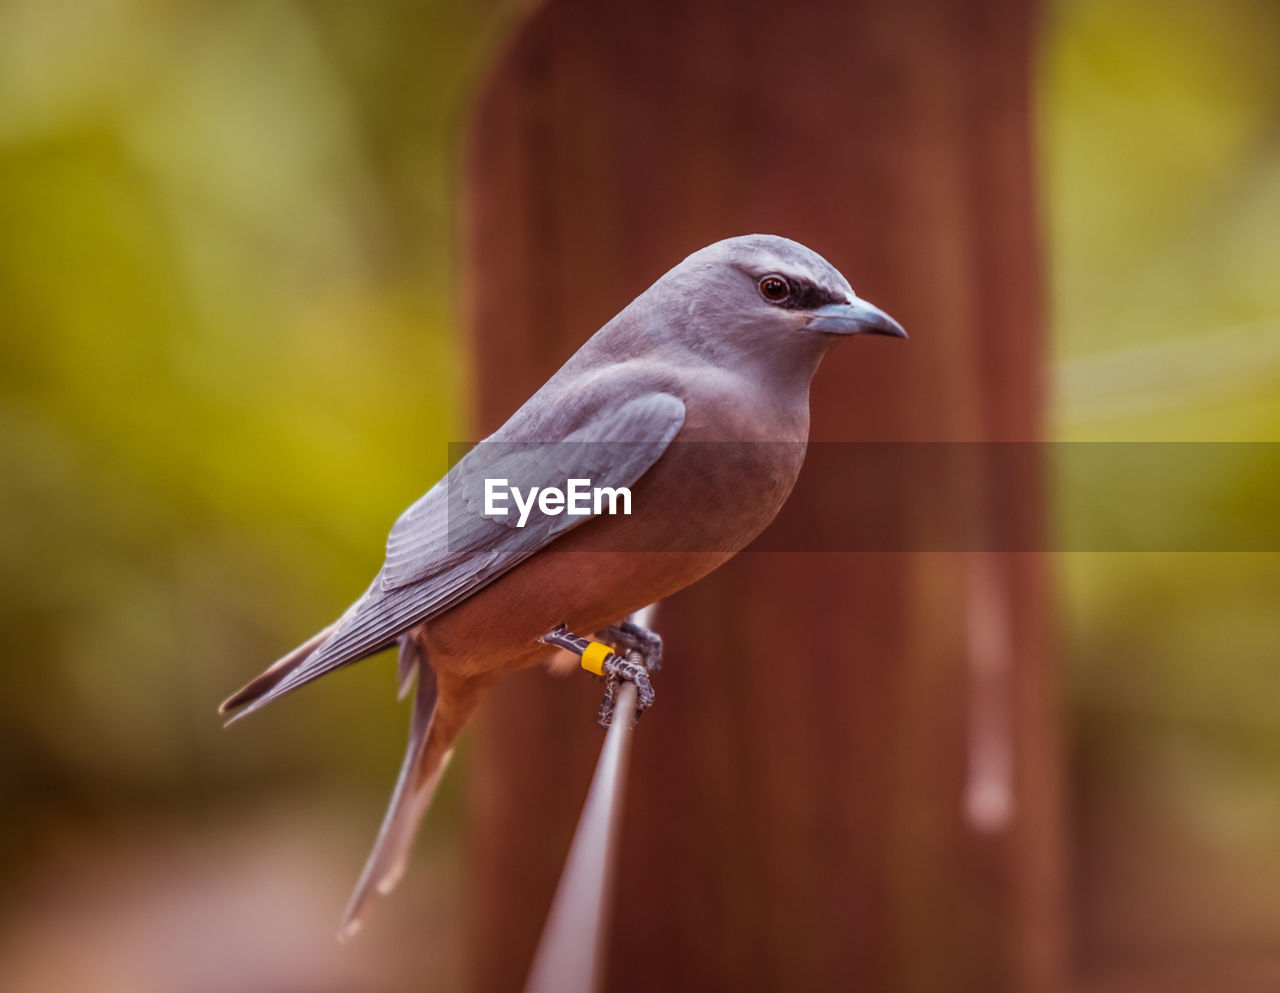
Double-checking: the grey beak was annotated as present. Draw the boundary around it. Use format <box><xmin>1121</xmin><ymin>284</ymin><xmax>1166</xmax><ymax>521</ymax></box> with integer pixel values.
<box><xmin>806</xmin><ymin>298</ymin><xmax>907</xmax><ymax>339</ymax></box>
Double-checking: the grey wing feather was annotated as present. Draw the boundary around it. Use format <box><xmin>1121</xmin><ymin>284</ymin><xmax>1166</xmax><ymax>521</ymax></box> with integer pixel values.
<box><xmin>226</xmin><ymin>390</ymin><xmax>684</xmax><ymax>720</ymax></box>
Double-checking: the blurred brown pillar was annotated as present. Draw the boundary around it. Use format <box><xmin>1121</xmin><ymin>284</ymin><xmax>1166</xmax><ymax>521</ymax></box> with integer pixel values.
<box><xmin>460</xmin><ymin>1</ymin><xmax>1060</xmax><ymax>991</ymax></box>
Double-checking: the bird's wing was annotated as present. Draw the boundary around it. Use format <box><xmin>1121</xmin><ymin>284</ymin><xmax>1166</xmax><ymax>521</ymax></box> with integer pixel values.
<box><xmin>225</xmin><ymin>388</ymin><xmax>684</xmax><ymax>719</ymax></box>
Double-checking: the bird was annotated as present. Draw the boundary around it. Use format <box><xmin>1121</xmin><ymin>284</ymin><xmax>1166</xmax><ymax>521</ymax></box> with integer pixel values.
<box><xmin>219</xmin><ymin>233</ymin><xmax>906</xmax><ymax>937</ymax></box>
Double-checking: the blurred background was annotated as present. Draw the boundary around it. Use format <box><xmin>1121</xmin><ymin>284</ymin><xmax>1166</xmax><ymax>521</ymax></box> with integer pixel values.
<box><xmin>1</xmin><ymin>0</ymin><xmax>1278</xmax><ymax>991</ymax></box>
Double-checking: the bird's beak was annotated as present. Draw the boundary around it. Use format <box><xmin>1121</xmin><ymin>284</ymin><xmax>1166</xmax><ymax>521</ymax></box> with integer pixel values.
<box><xmin>806</xmin><ymin>297</ymin><xmax>907</xmax><ymax>338</ymax></box>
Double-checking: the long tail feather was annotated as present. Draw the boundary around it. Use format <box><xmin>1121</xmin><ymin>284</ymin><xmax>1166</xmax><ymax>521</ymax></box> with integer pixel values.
<box><xmin>396</xmin><ymin>633</ymin><xmax>423</xmax><ymax>701</ymax></box>
<box><xmin>338</xmin><ymin>656</ymin><xmax>440</xmax><ymax>940</ymax></box>
<box><xmin>337</xmin><ymin>663</ymin><xmax>493</xmax><ymax>940</ymax></box>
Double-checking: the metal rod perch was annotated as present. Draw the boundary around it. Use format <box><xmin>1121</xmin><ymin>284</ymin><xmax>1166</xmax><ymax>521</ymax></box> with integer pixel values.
<box><xmin>523</xmin><ymin>679</ymin><xmax>640</xmax><ymax>993</ymax></box>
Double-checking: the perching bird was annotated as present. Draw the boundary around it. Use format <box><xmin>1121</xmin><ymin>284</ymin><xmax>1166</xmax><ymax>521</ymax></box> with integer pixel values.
<box><xmin>220</xmin><ymin>233</ymin><xmax>906</xmax><ymax>937</ymax></box>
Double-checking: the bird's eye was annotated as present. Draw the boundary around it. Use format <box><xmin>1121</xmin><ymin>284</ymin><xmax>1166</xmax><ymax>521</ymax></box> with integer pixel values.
<box><xmin>758</xmin><ymin>275</ymin><xmax>791</xmax><ymax>303</ymax></box>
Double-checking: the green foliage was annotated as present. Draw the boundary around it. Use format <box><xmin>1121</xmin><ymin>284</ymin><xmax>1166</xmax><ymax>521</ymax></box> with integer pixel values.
<box><xmin>0</xmin><ymin>0</ymin><xmax>504</xmax><ymax>850</ymax></box>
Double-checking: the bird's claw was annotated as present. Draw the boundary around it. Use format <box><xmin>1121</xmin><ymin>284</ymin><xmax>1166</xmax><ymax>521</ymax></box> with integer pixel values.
<box><xmin>539</xmin><ymin>625</ymin><xmax>657</xmax><ymax>728</ymax></box>
<box><xmin>596</xmin><ymin>648</ymin><xmax>653</xmax><ymax>728</ymax></box>
<box><xmin>596</xmin><ymin>620</ymin><xmax>664</xmax><ymax>673</ymax></box>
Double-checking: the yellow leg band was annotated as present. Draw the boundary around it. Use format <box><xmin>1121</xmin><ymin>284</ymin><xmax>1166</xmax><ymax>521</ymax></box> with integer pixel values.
<box><xmin>580</xmin><ymin>641</ymin><xmax>613</xmax><ymax>677</ymax></box>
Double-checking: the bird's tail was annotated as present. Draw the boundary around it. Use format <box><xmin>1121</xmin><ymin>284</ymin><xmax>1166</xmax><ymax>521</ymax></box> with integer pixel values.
<box><xmin>337</xmin><ymin>645</ymin><xmax>492</xmax><ymax>940</ymax></box>
<box><xmin>218</xmin><ymin>624</ymin><xmax>337</xmax><ymax>715</ymax></box>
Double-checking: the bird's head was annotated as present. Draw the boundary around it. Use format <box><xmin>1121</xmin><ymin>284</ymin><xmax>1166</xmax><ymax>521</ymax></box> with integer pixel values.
<box><xmin>642</xmin><ymin>234</ymin><xmax>906</xmax><ymax>380</ymax></box>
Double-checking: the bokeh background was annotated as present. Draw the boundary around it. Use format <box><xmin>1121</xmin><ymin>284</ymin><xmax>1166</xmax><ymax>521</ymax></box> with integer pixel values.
<box><xmin>1</xmin><ymin>0</ymin><xmax>1278</xmax><ymax>990</ymax></box>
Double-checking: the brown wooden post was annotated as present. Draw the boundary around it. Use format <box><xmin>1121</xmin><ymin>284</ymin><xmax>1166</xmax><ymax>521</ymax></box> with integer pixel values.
<box><xmin>460</xmin><ymin>1</ymin><xmax>1060</xmax><ymax>991</ymax></box>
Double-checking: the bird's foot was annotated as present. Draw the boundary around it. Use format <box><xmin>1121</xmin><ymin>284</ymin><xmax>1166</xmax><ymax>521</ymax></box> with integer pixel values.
<box><xmin>539</xmin><ymin>626</ymin><xmax>655</xmax><ymax>728</ymax></box>
<box><xmin>596</xmin><ymin>619</ymin><xmax>664</xmax><ymax>673</ymax></box>
<box><xmin>596</xmin><ymin>649</ymin><xmax>653</xmax><ymax>728</ymax></box>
